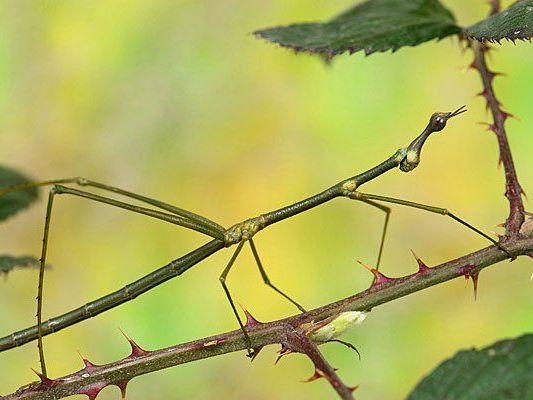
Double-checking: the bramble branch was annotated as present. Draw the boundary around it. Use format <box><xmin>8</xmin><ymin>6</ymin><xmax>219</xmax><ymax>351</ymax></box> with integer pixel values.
<box><xmin>468</xmin><ymin>2</ymin><xmax>526</xmax><ymax>238</ymax></box>
<box><xmin>4</xmin><ymin>236</ymin><xmax>533</xmax><ymax>400</ymax></box>
<box><xmin>2</xmin><ymin>3</ymin><xmax>531</xmax><ymax>399</ymax></box>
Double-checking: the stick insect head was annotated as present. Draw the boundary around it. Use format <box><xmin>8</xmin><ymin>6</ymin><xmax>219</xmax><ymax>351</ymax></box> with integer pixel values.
<box><xmin>428</xmin><ymin>105</ymin><xmax>467</xmax><ymax>132</ymax></box>
<box><xmin>400</xmin><ymin>105</ymin><xmax>467</xmax><ymax>172</ymax></box>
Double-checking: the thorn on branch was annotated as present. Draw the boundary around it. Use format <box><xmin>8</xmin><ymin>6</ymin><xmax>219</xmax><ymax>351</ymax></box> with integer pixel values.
<box><xmin>303</xmin><ymin>367</ymin><xmax>326</xmax><ymax>383</ymax></box>
<box><xmin>274</xmin><ymin>344</ymin><xmax>293</xmax><ymax>365</ymax></box>
<box><xmin>357</xmin><ymin>260</ymin><xmax>395</xmax><ymax>287</ymax></box>
<box><xmin>410</xmin><ymin>250</ymin><xmax>430</xmax><ymax>274</ymax></box>
<box><xmin>501</xmin><ymin>110</ymin><xmax>515</xmax><ymax>121</ymax></box>
<box><xmin>239</xmin><ymin>305</ymin><xmax>263</xmax><ymax>328</ymax></box>
<box><xmin>30</xmin><ymin>368</ymin><xmax>57</xmax><ymax>388</ymax></box>
<box><xmin>486</xmin><ymin>70</ymin><xmax>505</xmax><ymax>84</ymax></box>
<box><xmin>459</xmin><ymin>264</ymin><xmax>480</xmax><ymax>300</ymax></box>
<box><xmin>476</xmin><ymin>89</ymin><xmax>489</xmax><ymax>99</ymax></box>
<box><xmin>76</xmin><ymin>380</ymin><xmax>131</xmax><ymax>400</ymax></box>
<box><xmin>78</xmin><ymin>382</ymin><xmax>108</xmax><ymax>400</ymax></box>
<box><xmin>77</xmin><ymin>350</ymin><xmax>97</xmax><ymax>371</ymax></box>
<box><xmin>119</xmin><ymin>328</ymin><xmax>149</xmax><ymax>358</ymax></box>
<box><xmin>116</xmin><ymin>380</ymin><xmax>129</xmax><ymax>400</ymax></box>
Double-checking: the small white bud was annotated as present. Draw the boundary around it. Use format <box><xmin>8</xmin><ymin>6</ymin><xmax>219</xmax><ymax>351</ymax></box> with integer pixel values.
<box><xmin>309</xmin><ymin>311</ymin><xmax>367</xmax><ymax>342</ymax></box>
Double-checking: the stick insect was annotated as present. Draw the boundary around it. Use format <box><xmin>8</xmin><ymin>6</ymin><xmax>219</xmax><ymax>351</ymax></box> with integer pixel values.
<box><xmin>0</xmin><ymin>106</ymin><xmax>507</xmax><ymax>376</ymax></box>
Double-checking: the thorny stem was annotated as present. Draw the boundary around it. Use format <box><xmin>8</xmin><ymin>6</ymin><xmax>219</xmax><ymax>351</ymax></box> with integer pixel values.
<box><xmin>488</xmin><ymin>0</ymin><xmax>500</xmax><ymax>16</ymax></box>
<box><xmin>3</xmin><ymin>237</ymin><xmax>533</xmax><ymax>400</ymax></box>
<box><xmin>286</xmin><ymin>331</ymin><xmax>355</xmax><ymax>400</ymax></box>
<box><xmin>469</xmin><ymin>1</ymin><xmax>525</xmax><ymax>237</ymax></box>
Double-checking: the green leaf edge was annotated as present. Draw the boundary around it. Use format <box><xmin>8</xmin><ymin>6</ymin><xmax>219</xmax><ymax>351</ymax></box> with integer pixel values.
<box><xmin>0</xmin><ymin>165</ymin><xmax>39</xmax><ymax>222</ymax></box>
<box><xmin>465</xmin><ymin>0</ymin><xmax>533</xmax><ymax>43</ymax></box>
<box><xmin>408</xmin><ymin>333</ymin><xmax>533</xmax><ymax>399</ymax></box>
<box><xmin>253</xmin><ymin>0</ymin><xmax>462</xmax><ymax>58</ymax></box>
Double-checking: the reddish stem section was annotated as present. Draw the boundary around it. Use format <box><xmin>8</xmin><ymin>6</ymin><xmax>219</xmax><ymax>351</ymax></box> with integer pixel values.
<box><xmin>285</xmin><ymin>331</ymin><xmax>355</xmax><ymax>400</ymax></box>
<box><xmin>471</xmin><ymin>42</ymin><xmax>525</xmax><ymax>237</ymax></box>
<box><xmin>488</xmin><ymin>0</ymin><xmax>500</xmax><ymax>16</ymax></box>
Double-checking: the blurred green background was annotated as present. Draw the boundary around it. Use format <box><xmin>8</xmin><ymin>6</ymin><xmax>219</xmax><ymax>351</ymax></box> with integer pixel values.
<box><xmin>1</xmin><ymin>1</ymin><xmax>532</xmax><ymax>399</ymax></box>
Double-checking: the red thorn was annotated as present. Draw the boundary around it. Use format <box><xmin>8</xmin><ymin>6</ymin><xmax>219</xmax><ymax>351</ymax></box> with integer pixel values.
<box><xmin>349</xmin><ymin>385</ymin><xmax>360</xmax><ymax>393</ymax></box>
<box><xmin>31</xmin><ymin>368</ymin><xmax>58</xmax><ymax>387</ymax></box>
<box><xmin>275</xmin><ymin>345</ymin><xmax>292</xmax><ymax>365</ymax></box>
<box><xmin>239</xmin><ymin>305</ymin><xmax>262</xmax><ymax>328</ymax></box>
<box><xmin>410</xmin><ymin>250</ymin><xmax>430</xmax><ymax>273</ymax></box>
<box><xmin>471</xmin><ymin>272</ymin><xmax>479</xmax><ymax>300</ymax></box>
<box><xmin>77</xmin><ymin>350</ymin><xmax>97</xmax><ymax>370</ymax></box>
<box><xmin>119</xmin><ymin>328</ymin><xmax>148</xmax><ymax>358</ymax></box>
<box><xmin>78</xmin><ymin>382</ymin><xmax>107</xmax><ymax>400</ymax></box>
<box><xmin>460</xmin><ymin>265</ymin><xmax>479</xmax><ymax>300</ymax></box>
<box><xmin>468</xmin><ymin>60</ymin><xmax>478</xmax><ymax>70</ymax></box>
<box><xmin>83</xmin><ymin>359</ymin><xmax>96</xmax><ymax>369</ymax></box>
<box><xmin>487</xmin><ymin>71</ymin><xmax>505</xmax><ymax>83</ymax></box>
<box><xmin>476</xmin><ymin>89</ymin><xmax>489</xmax><ymax>98</ymax></box>
<box><xmin>501</xmin><ymin>111</ymin><xmax>517</xmax><ymax>121</ymax></box>
<box><xmin>115</xmin><ymin>380</ymin><xmax>129</xmax><ymax>400</ymax></box>
<box><xmin>303</xmin><ymin>368</ymin><xmax>325</xmax><ymax>383</ymax></box>
<box><xmin>465</xmin><ymin>271</ymin><xmax>480</xmax><ymax>300</ymax></box>
<box><xmin>357</xmin><ymin>261</ymin><xmax>395</xmax><ymax>286</ymax></box>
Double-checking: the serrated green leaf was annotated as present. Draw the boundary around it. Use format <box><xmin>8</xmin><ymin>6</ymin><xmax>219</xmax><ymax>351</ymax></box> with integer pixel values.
<box><xmin>254</xmin><ymin>0</ymin><xmax>460</xmax><ymax>57</ymax></box>
<box><xmin>0</xmin><ymin>166</ymin><xmax>39</xmax><ymax>222</ymax></box>
<box><xmin>0</xmin><ymin>255</ymin><xmax>42</xmax><ymax>276</ymax></box>
<box><xmin>408</xmin><ymin>334</ymin><xmax>533</xmax><ymax>400</ymax></box>
<box><xmin>466</xmin><ymin>0</ymin><xmax>533</xmax><ymax>42</ymax></box>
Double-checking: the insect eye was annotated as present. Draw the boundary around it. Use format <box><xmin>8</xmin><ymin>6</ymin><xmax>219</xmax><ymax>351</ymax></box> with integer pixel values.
<box><xmin>432</xmin><ymin>115</ymin><xmax>447</xmax><ymax>131</ymax></box>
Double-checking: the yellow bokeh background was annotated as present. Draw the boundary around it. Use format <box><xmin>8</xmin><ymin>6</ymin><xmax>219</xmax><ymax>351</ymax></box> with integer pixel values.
<box><xmin>1</xmin><ymin>1</ymin><xmax>532</xmax><ymax>399</ymax></box>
